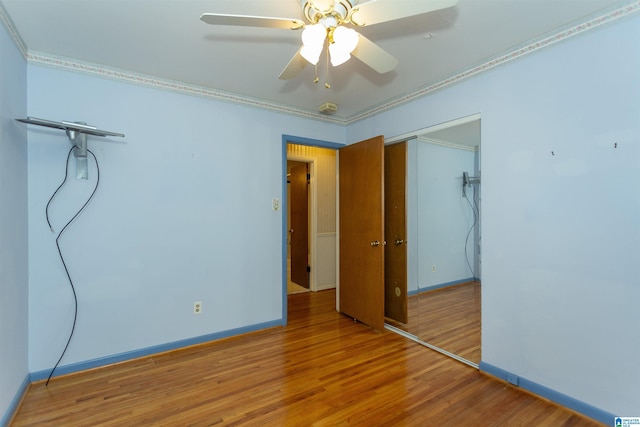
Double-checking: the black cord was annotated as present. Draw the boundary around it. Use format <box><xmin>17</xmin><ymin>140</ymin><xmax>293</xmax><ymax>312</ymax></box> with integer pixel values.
<box><xmin>45</xmin><ymin>148</ymin><xmax>100</xmax><ymax>386</ymax></box>
<box><xmin>464</xmin><ymin>184</ymin><xmax>479</xmax><ymax>280</ymax></box>
<box><xmin>46</xmin><ymin>148</ymin><xmax>74</xmax><ymax>232</ymax></box>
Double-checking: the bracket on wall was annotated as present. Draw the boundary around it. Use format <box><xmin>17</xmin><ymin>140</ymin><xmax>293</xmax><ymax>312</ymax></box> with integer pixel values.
<box><xmin>462</xmin><ymin>171</ymin><xmax>480</xmax><ymax>197</ymax></box>
<box><xmin>16</xmin><ymin>117</ymin><xmax>125</xmax><ymax>180</ymax></box>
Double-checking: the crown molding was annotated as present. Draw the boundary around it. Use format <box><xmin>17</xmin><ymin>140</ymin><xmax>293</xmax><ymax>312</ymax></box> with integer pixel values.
<box><xmin>25</xmin><ymin>51</ymin><xmax>349</xmax><ymax>125</ymax></box>
<box><xmin>0</xmin><ymin>0</ymin><xmax>346</xmax><ymax>125</ymax></box>
<box><xmin>417</xmin><ymin>136</ymin><xmax>478</xmax><ymax>152</ymax></box>
<box><xmin>346</xmin><ymin>0</ymin><xmax>640</xmax><ymax>124</ymax></box>
<box><xmin>2</xmin><ymin>1</ymin><xmax>637</xmax><ymax>125</ymax></box>
<box><xmin>0</xmin><ymin>1</ymin><xmax>26</xmax><ymax>56</ymax></box>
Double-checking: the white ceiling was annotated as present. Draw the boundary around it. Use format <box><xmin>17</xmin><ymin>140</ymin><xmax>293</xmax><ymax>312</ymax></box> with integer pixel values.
<box><xmin>0</xmin><ymin>0</ymin><xmax>632</xmax><ymax>122</ymax></box>
<box><xmin>419</xmin><ymin>118</ymin><xmax>481</xmax><ymax>149</ymax></box>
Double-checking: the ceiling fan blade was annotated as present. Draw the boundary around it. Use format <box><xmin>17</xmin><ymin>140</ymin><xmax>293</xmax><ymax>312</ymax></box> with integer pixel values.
<box><xmin>279</xmin><ymin>48</ymin><xmax>308</xmax><ymax>80</ymax></box>
<box><xmin>351</xmin><ymin>0</ymin><xmax>458</xmax><ymax>26</ymax></box>
<box><xmin>351</xmin><ymin>33</ymin><xmax>398</xmax><ymax>74</ymax></box>
<box><xmin>200</xmin><ymin>13</ymin><xmax>304</xmax><ymax>30</ymax></box>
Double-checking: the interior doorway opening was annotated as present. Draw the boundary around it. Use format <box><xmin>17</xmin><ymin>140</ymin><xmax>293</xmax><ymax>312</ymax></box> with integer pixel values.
<box><xmin>287</xmin><ymin>160</ymin><xmax>310</xmax><ymax>294</ymax></box>
<box><xmin>281</xmin><ymin>135</ymin><xmax>343</xmax><ymax>324</ymax></box>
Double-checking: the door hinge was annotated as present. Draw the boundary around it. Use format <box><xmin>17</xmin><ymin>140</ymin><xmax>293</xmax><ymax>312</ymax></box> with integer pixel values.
<box><xmin>307</xmin><ymin>173</ymin><xmax>311</xmax><ymax>184</ymax></box>
<box><xmin>307</xmin><ymin>265</ymin><xmax>311</xmax><ymax>272</ymax></box>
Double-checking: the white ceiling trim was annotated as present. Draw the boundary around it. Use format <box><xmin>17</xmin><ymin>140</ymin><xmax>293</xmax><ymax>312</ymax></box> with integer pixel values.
<box><xmin>0</xmin><ymin>1</ymin><xmax>346</xmax><ymax>124</ymax></box>
<box><xmin>2</xmin><ymin>1</ymin><xmax>638</xmax><ymax>126</ymax></box>
<box><xmin>0</xmin><ymin>1</ymin><xmax>25</xmax><ymax>56</ymax></box>
<box><xmin>418</xmin><ymin>136</ymin><xmax>478</xmax><ymax>152</ymax></box>
<box><xmin>348</xmin><ymin>0</ymin><xmax>640</xmax><ymax>124</ymax></box>
<box><xmin>25</xmin><ymin>51</ymin><xmax>349</xmax><ymax>125</ymax></box>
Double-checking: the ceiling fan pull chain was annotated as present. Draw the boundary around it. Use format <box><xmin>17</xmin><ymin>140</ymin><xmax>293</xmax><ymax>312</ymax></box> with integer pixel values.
<box><xmin>325</xmin><ymin>44</ymin><xmax>331</xmax><ymax>89</ymax></box>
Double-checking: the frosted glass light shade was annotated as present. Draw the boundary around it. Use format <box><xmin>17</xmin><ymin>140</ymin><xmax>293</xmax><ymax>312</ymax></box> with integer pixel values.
<box><xmin>300</xmin><ymin>24</ymin><xmax>327</xmax><ymax>65</ymax></box>
<box><xmin>329</xmin><ymin>26</ymin><xmax>359</xmax><ymax>66</ymax></box>
<box><xmin>329</xmin><ymin>43</ymin><xmax>350</xmax><ymax>66</ymax></box>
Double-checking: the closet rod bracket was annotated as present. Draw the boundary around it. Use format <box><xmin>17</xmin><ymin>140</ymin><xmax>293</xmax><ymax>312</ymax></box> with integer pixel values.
<box><xmin>16</xmin><ymin>116</ymin><xmax>125</xmax><ymax>180</ymax></box>
<box><xmin>66</xmin><ymin>128</ymin><xmax>88</xmax><ymax>180</ymax></box>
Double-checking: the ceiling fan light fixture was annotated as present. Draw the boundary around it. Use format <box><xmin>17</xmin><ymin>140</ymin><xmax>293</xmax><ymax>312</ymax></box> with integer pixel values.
<box><xmin>300</xmin><ymin>23</ymin><xmax>327</xmax><ymax>65</ymax></box>
<box><xmin>329</xmin><ymin>43</ymin><xmax>350</xmax><ymax>66</ymax></box>
<box><xmin>329</xmin><ymin>26</ymin><xmax>359</xmax><ymax>66</ymax></box>
<box><xmin>300</xmin><ymin>44</ymin><xmax>323</xmax><ymax>65</ymax></box>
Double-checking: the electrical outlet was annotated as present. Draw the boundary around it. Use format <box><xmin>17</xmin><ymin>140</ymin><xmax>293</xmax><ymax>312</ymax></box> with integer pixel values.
<box><xmin>193</xmin><ymin>301</ymin><xmax>202</xmax><ymax>315</ymax></box>
<box><xmin>432</xmin><ymin>265</ymin><xmax>436</xmax><ymax>272</ymax></box>
<box><xmin>272</xmin><ymin>198</ymin><xmax>280</xmax><ymax>211</ymax></box>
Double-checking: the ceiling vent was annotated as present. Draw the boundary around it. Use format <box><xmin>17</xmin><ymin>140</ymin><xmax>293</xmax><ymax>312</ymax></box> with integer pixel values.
<box><xmin>319</xmin><ymin>102</ymin><xmax>338</xmax><ymax>115</ymax></box>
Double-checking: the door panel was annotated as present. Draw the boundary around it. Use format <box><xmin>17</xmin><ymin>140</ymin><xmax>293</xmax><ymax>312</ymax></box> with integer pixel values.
<box><xmin>290</xmin><ymin>163</ymin><xmax>309</xmax><ymax>288</ymax></box>
<box><xmin>384</xmin><ymin>142</ymin><xmax>408</xmax><ymax>323</ymax></box>
<box><xmin>339</xmin><ymin>136</ymin><xmax>385</xmax><ymax>330</ymax></box>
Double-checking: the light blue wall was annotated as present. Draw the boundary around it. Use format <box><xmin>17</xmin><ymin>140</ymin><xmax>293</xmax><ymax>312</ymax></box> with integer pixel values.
<box><xmin>3</xmin><ymin>4</ymin><xmax>638</xmax><ymax>423</ymax></box>
<box><xmin>348</xmin><ymin>13</ymin><xmax>640</xmax><ymax>417</ymax></box>
<box><xmin>0</xmin><ymin>13</ymin><xmax>28</xmax><ymax>422</ymax></box>
<box><xmin>406</xmin><ymin>140</ymin><xmax>478</xmax><ymax>295</ymax></box>
<box><xmin>26</xmin><ymin>66</ymin><xmax>345</xmax><ymax>373</ymax></box>
<box><xmin>416</xmin><ymin>142</ymin><xmax>477</xmax><ymax>290</ymax></box>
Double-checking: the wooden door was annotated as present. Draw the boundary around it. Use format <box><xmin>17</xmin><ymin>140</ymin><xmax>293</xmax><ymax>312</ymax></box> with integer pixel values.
<box><xmin>290</xmin><ymin>163</ymin><xmax>309</xmax><ymax>288</ymax></box>
<box><xmin>384</xmin><ymin>142</ymin><xmax>408</xmax><ymax>323</ymax></box>
<box><xmin>339</xmin><ymin>135</ymin><xmax>385</xmax><ymax>330</ymax></box>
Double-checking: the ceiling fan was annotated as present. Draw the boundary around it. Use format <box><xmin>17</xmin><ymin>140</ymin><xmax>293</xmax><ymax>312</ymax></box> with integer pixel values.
<box><xmin>200</xmin><ymin>0</ymin><xmax>457</xmax><ymax>82</ymax></box>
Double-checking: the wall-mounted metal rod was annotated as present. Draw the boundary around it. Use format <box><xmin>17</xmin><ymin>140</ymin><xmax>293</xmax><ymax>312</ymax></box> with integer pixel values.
<box><xmin>16</xmin><ymin>117</ymin><xmax>124</xmax><ymax>180</ymax></box>
<box><xmin>16</xmin><ymin>117</ymin><xmax>124</xmax><ymax>138</ymax></box>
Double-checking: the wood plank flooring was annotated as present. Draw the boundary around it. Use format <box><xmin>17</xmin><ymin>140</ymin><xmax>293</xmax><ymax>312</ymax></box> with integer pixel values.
<box><xmin>11</xmin><ymin>290</ymin><xmax>603</xmax><ymax>426</ymax></box>
<box><xmin>387</xmin><ymin>281</ymin><xmax>481</xmax><ymax>364</ymax></box>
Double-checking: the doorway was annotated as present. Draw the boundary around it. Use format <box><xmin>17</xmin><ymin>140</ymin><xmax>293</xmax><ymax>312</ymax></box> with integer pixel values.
<box><xmin>287</xmin><ymin>160</ymin><xmax>310</xmax><ymax>294</ymax></box>
<box><xmin>282</xmin><ymin>135</ymin><xmax>412</xmax><ymax>331</ymax></box>
<box><xmin>281</xmin><ymin>135</ymin><xmax>343</xmax><ymax>324</ymax></box>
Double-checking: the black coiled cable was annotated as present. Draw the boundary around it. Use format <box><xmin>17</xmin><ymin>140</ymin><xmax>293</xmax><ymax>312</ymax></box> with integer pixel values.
<box><xmin>45</xmin><ymin>147</ymin><xmax>100</xmax><ymax>386</ymax></box>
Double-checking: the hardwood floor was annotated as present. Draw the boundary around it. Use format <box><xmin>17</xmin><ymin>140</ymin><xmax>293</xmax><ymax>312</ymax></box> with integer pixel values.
<box><xmin>387</xmin><ymin>281</ymin><xmax>481</xmax><ymax>364</ymax></box>
<box><xmin>11</xmin><ymin>290</ymin><xmax>603</xmax><ymax>426</ymax></box>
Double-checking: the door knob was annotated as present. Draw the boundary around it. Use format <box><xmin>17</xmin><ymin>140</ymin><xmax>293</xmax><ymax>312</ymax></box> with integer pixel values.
<box><xmin>370</xmin><ymin>240</ymin><xmax>380</xmax><ymax>247</ymax></box>
<box><xmin>394</xmin><ymin>239</ymin><xmax>404</xmax><ymax>245</ymax></box>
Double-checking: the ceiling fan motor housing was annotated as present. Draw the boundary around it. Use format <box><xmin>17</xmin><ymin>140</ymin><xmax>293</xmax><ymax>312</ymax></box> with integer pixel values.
<box><xmin>301</xmin><ymin>0</ymin><xmax>358</xmax><ymax>24</ymax></box>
